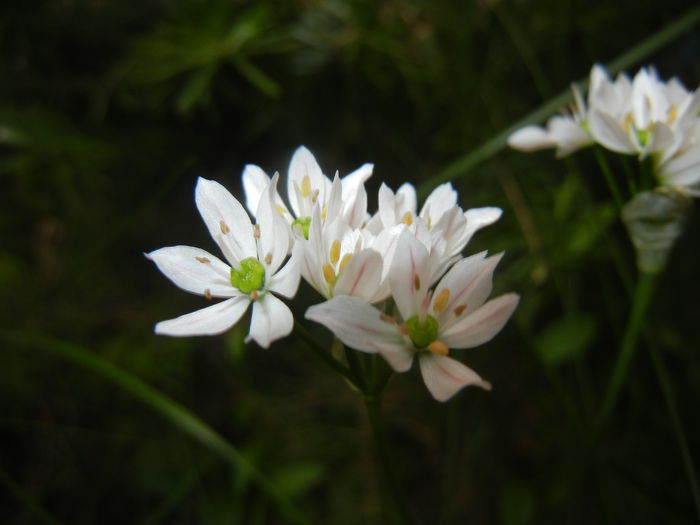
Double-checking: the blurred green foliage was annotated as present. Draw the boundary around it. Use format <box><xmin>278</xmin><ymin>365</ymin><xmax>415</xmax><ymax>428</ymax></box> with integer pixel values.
<box><xmin>1</xmin><ymin>0</ymin><xmax>699</xmax><ymax>523</ymax></box>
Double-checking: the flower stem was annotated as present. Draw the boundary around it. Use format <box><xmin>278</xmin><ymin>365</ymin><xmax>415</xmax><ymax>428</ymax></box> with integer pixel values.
<box><xmin>364</xmin><ymin>397</ymin><xmax>416</xmax><ymax>525</ymax></box>
<box><xmin>646</xmin><ymin>342</ymin><xmax>700</xmax><ymax>520</ymax></box>
<box><xmin>592</xmin><ymin>147</ymin><xmax>624</xmax><ymax>208</ymax></box>
<box><xmin>597</xmin><ymin>273</ymin><xmax>656</xmax><ymax>430</ymax></box>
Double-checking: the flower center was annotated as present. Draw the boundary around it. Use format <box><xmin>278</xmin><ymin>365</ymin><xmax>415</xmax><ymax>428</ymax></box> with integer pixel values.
<box><xmin>405</xmin><ymin>315</ymin><xmax>439</xmax><ymax>349</ymax></box>
<box><xmin>230</xmin><ymin>257</ymin><xmax>265</xmax><ymax>294</ymax></box>
<box><xmin>291</xmin><ymin>216</ymin><xmax>311</xmax><ymax>239</ymax></box>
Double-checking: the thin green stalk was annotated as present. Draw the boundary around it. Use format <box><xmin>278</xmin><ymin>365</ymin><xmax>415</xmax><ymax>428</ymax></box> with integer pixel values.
<box><xmin>646</xmin><ymin>343</ymin><xmax>700</xmax><ymax>520</ymax></box>
<box><xmin>418</xmin><ymin>4</ymin><xmax>700</xmax><ymax>197</ymax></box>
<box><xmin>2</xmin><ymin>331</ymin><xmax>310</xmax><ymax>525</ymax></box>
<box><xmin>592</xmin><ymin>147</ymin><xmax>625</xmax><ymax>208</ymax></box>
<box><xmin>0</xmin><ymin>465</ymin><xmax>63</xmax><ymax>525</ymax></box>
<box><xmin>364</xmin><ymin>397</ymin><xmax>416</xmax><ymax>525</ymax></box>
<box><xmin>293</xmin><ymin>322</ymin><xmax>361</xmax><ymax>390</ymax></box>
<box><xmin>342</xmin><ymin>339</ymin><xmax>368</xmax><ymax>393</ymax></box>
<box><xmin>596</xmin><ymin>273</ymin><xmax>656</xmax><ymax>430</ymax></box>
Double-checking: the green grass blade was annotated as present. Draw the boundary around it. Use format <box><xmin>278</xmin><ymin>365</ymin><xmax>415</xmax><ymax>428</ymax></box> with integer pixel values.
<box><xmin>2</xmin><ymin>331</ymin><xmax>311</xmax><ymax>525</ymax></box>
<box><xmin>418</xmin><ymin>4</ymin><xmax>700</xmax><ymax>197</ymax></box>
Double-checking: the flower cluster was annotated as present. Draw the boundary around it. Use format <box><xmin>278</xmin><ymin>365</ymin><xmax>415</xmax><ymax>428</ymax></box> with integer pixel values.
<box><xmin>508</xmin><ymin>64</ymin><xmax>700</xmax><ymax>194</ymax></box>
<box><xmin>148</xmin><ymin>146</ymin><xmax>519</xmax><ymax>401</ymax></box>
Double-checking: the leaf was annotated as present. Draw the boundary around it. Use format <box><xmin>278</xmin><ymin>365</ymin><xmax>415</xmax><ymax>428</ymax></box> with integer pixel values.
<box><xmin>535</xmin><ymin>314</ymin><xmax>597</xmax><ymax>366</ymax></box>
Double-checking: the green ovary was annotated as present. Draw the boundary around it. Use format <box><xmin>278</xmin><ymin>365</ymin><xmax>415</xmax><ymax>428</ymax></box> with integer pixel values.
<box><xmin>291</xmin><ymin>217</ymin><xmax>311</xmax><ymax>239</ymax></box>
<box><xmin>637</xmin><ymin>129</ymin><xmax>650</xmax><ymax>147</ymax></box>
<box><xmin>405</xmin><ymin>315</ymin><xmax>439</xmax><ymax>349</ymax></box>
<box><xmin>230</xmin><ymin>257</ymin><xmax>265</xmax><ymax>294</ymax></box>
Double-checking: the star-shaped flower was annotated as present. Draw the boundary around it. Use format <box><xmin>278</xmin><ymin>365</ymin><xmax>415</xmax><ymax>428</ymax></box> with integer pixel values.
<box><xmin>306</xmin><ymin>230</ymin><xmax>519</xmax><ymax>401</ymax></box>
<box><xmin>147</xmin><ymin>175</ymin><xmax>300</xmax><ymax>348</ymax></box>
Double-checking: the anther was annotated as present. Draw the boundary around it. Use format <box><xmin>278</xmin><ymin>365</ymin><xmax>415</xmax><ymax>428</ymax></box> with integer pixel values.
<box><xmin>203</xmin><ymin>288</ymin><xmax>213</xmax><ymax>300</ymax></box>
<box><xmin>219</xmin><ymin>221</ymin><xmax>230</xmax><ymax>234</ymax></box>
<box><xmin>398</xmin><ymin>323</ymin><xmax>409</xmax><ymax>335</ymax></box>
<box><xmin>264</xmin><ymin>253</ymin><xmax>272</xmax><ymax>265</ymax></box>
<box><xmin>275</xmin><ymin>204</ymin><xmax>287</xmax><ymax>215</ymax></box>
<box><xmin>379</xmin><ymin>314</ymin><xmax>396</xmax><ymax>324</ymax></box>
<box><xmin>253</xmin><ymin>224</ymin><xmax>261</xmax><ymax>238</ymax></box>
<box><xmin>433</xmin><ymin>289</ymin><xmax>450</xmax><ymax>313</ymax></box>
<box><xmin>329</xmin><ymin>240</ymin><xmax>341</xmax><ymax>265</ymax></box>
<box><xmin>322</xmin><ymin>264</ymin><xmax>337</xmax><ymax>285</ymax></box>
<box><xmin>413</xmin><ymin>274</ymin><xmax>421</xmax><ymax>291</ymax></box>
<box><xmin>249</xmin><ymin>291</ymin><xmax>259</xmax><ymax>300</ymax></box>
<box><xmin>453</xmin><ymin>304</ymin><xmax>467</xmax><ymax>316</ymax></box>
<box><xmin>311</xmin><ymin>189</ymin><xmax>319</xmax><ymax>203</ymax></box>
<box><xmin>195</xmin><ymin>257</ymin><xmax>211</xmax><ymax>264</ymax></box>
<box><xmin>402</xmin><ymin>211</ymin><xmax>413</xmax><ymax>225</ymax></box>
<box><xmin>427</xmin><ymin>340</ymin><xmax>449</xmax><ymax>356</ymax></box>
<box><xmin>301</xmin><ymin>175</ymin><xmax>311</xmax><ymax>198</ymax></box>
<box><xmin>339</xmin><ymin>253</ymin><xmax>352</xmax><ymax>273</ymax></box>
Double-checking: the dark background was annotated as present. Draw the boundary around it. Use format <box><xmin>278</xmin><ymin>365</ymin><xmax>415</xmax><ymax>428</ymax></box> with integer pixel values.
<box><xmin>1</xmin><ymin>1</ymin><xmax>700</xmax><ymax>523</ymax></box>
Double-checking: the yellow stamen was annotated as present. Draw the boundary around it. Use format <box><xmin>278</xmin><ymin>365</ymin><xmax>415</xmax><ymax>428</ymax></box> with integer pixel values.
<box><xmin>250</xmin><ymin>291</ymin><xmax>259</xmax><ymax>300</ymax></box>
<box><xmin>427</xmin><ymin>340</ymin><xmax>449</xmax><ymax>356</ymax></box>
<box><xmin>219</xmin><ymin>221</ymin><xmax>230</xmax><ymax>234</ymax></box>
<box><xmin>322</xmin><ymin>264</ymin><xmax>337</xmax><ymax>285</ymax></box>
<box><xmin>402</xmin><ymin>211</ymin><xmax>413</xmax><ymax>225</ymax></box>
<box><xmin>339</xmin><ymin>253</ymin><xmax>352</xmax><ymax>273</ymax></box>
<box><xmin>413</xmin><ymin>274</ymin><xmax>421</xmax><ymax>290</ymax></box>
<box><xmin>195</xmin><ymin>257</ymin><xmax>210</xmax><ymax>264</ymax></box>
<box><xmin>264</xmin><ymin>253</ymin><xmax>272</xmax><ymax>265</ymax></box>
<box><xmin>433</xmin><ymin>289</ymin><xmax>450</xmax><ymax>313</ymax></box>
<box><xmin>253</xmin><ymin>224</ymin><xmax>261</xmax><ymax>238</ymax></box>
<box><xmin>311</xmin><ymin>189</ymin><xmax>320</xmax><ymax>203</ymax></box>
<box><xmin>379</xmin><ymin>314</ymin><xmax>396</xmax><ymax>324</ymax></box>
<box><xmin>203</xmin><ymin>288</ymin><xmax>213</xmax><ymax>300</ymax></box>
<box><xmin>398</xmin><ymin>323</ymin><xmax>408</xmax><ymax>335</ymax></box>
<box><xmin>301</xmin><ymin>175</ymin><xmax>311</xmax><ymax>198</ymax></box>
<box><xmin>329</xmin><ymin>240</ymin><xmax>341</xmax><ymax>265</ymax></box>
<box><xmin>321</xmin><ymin>205</ymin><xmax>328</xmax><ymax>221</ymax></box>
<box><xmin>275</xmin><ymin>204</ymin><xmax>287</xmax><ymax>215</ymax></box>
<box><xmin>668</xmin><ymin>105</ymin><xmax>678</xmax><ymax>125</ymax></box>
<box><xmin>453</xmin><ymin>304</ymin><xmax>467</xmax><ymax>316</ymax></box>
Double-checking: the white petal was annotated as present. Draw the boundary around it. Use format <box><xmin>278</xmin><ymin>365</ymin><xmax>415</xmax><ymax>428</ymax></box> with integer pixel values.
<box><xmin>195</xmin><ymin>178</ymin><xmax>256</xmax><ymax>265</ymax></box>
<box><xmin>246</xmin><ymin>294</ymin><xmax>294</xmax><ymax>348</ymax></box>
<box><xmin>287</xmin><ymin>146</ymin><xmax>325</xmax><ymax>218</ymax></box>
<box><xmin>548</xmin><ymin>117</ymin><xmax>592</xmax><ymax>157</ymax></box>
<box><xmin>378</xmin><ymin>183</ymin><xmax>399</xmax><ymax>228</ymax></box>
<box><xmin>147</xmin><ymin>246</ymin><xmax>236</xmax><ymax>298</ymax></box>
<box><xmin>420</xmin><ymin>182</ymin><xmax>458</xmax><ymax>222</ymax></box>
<box><xmin>419</xmin><ymin>354</ymin><xmax>491</xmax><ymax>402</ymax></box>
<box><xmin>507</xmin><ymin>125</ymin><xmax>556</xmax><ymax>151</ymax></box>
<box><xmin>267</xmin><ymin>243</ymin><xmax>302</xmax><ymax>298</ymax></box>
<box><xmin>341</xmin><ymin>163</ymin><xmax>373</xmax><ymax>198</ymax></box>
<box><xmin>659</xmin><ymin>148</ymin><xmax>700</xmax><ymax>187</ymax></box>
<box><xmin>389</xmin><ymin>229</ymin><xmax>430</xmax><ymax>321</ymax></box>
<box><xmin>372</xmin><ymin>340</ymin><xmax>414</xmax><ymax>373</ymax></box>
<box><xmin>305</xmin><ymin>296</ymin><xmax>404</xmax><ymax>353</ymax></box>
<box><xmin>396</xmin><ymin>183</ymin><xmax>417</xmax><ymax>216</ymax></box>
<box><xmin>334</xmin><ymin>248</ymin><xmax>383</xmax><ymax>301</ymax></box>
<box><xmin>241</xmin><ymin>164</ymin><xmax>270</xmax><ymax>216</ymax></box>
<box><xmin>441</xmin><ymin>293</ymin><xmax>520</xmax><ymax>349</ymax></box>
<box><xmin>255</xmin><ymin>174</ymin><xmax>290</xmax><ymax>274</ymax></box>
<box><xmin>588</xmin><ymin>110</ymin><xmax>638</xmax><ymax>154</ymax></box>
<box><xmin>155</xmin><ymin>296</ymin><xmax>250</xmax><ymax>337</ymax></box>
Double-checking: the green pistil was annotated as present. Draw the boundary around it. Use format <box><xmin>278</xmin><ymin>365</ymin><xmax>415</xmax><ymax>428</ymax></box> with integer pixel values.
<box><xmin>405</xmin><ymin>315</ymin><xmax>439</xmax><ymax>349</ymax></box>
<box><xmin>638</xmin><ymin>129</ymin><xmax>650</xmax><ymax>147</ymax></box>
<box><xmin>230</xmin><ymin>257</ymin><xmax>265</xmax><ymax>294</ymax></box>
<box><xmin>291</xmin><ymin>216</ymin><xmax>311</xmax><ymax>239</ymax></box>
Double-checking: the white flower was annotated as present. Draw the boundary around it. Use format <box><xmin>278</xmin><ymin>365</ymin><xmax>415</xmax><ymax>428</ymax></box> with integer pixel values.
<box><xmin>242</xmin><ymin>145</ymin><xmax>373</xmax><ymax>236</ymax></box>
<box><xmin>147</xmin><ymin>176</ymin><xmax>301</xmax><ymax>348</ymax></box>
<box><xmin>306</xmin><ymin>230</ymin><xmax>519</xmax><ymax>401</ymax></box>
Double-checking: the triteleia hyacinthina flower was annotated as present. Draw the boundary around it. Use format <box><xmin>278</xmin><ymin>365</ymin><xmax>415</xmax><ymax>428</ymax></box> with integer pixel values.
<box><xmin>147</xmin><ymin>175</ymin><xmax>301</xmax><ymax>348</ymax></box>
<box><xmin>306</xmin><ymin>230</ymin><xmax>519</xmax><ymax>401</ymax></box>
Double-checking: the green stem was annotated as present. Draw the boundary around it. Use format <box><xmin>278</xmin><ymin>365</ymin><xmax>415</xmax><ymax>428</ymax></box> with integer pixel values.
<box><xmin>293</xmin><ymin>322</ymin><xmax>361</xmax><ymax>390</ymax></box>
<box><xmin>592</xmin><ymin>147</ymin><xmax>625</xmax><ymax>208</ymax></box>
<box><xmin>597</xmin><ymin>273</ymin><xmax>656</xmax><ymax>430</ymax></box>
<box><xmin>3</xmin><ymin>331</ymin><xmax>310</xmax><ymax>525</ymax></box>
<box><xmin>417</xmin><ymin>4</ymin><xmax>700</xmax><ymax>197</ymax></box>
<box><xmin>364</xmin><ymin>397</ymin><xmax>416</xmax><ymax>525</ymax></box>
<box><xmin>646</xmin><ymin>343</ymin><xmax>700</xmax><ymax>521</ymax></box>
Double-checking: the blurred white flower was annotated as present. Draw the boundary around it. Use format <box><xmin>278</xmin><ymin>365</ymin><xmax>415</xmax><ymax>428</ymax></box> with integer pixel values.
<box><xmin>147</xmin><ymin>176</ymin><xmax>300</xmax><ymax>348</ymax></box>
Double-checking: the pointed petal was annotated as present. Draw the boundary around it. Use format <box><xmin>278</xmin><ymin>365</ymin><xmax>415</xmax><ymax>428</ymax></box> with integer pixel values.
<box><xmin>195</xmin><ymin>178</ymin><xmax>255</xmax><ymax>265</ymax></box>
<box><xmin>334</xmin><ymin>248</ymin><xmax>383</xmax><ymax>301</ymax></box>
<box><xmin>372</xmin><ymin>340</ymin><xmax>414</xmax><ymax>372</ymax></box>
<box><xmin>389</xmin><ymin>229</ymin><xmax>430</xmax><ymax>321</ymax></box>
<box><xmin>420</xmin><ymin>183</ymin><xmax>458</xmax><ymax>222</ymax></box>
<box><xmin>267</xmin><ymin>243</ymin><xmax>302</xmax><ymax>298</ymax></box>
<box><xmin>241</xmin><ymin>164</ymin><xmax>270</xmax><ymax>216</ymax></box>
<box><xmin>659</xmin><ymin>148</ymin><xmax>700</xmax><ymax>187</ymax></box>
<box><xmin>441</xmin><ymin>293</ymin><xmax>520</xmax><ymax>349</ymax></box>
<box><xmin>155</xmin><ymin>296</ymin><xmax>250</xmax><ymax>337</ymax></box>
<box><xmin>507</xmin><ymin>125</ymin><xmax>556</xmax><ymax>151</ymax></box>
<box><xmin>305</xmin><ymin>295</ymin><xmax>404</xmax><ymax>353</ymax></box>
<box><xmin>419</xmin><ymin>354</ymin><xmax>491</xmax><ymax>402</ymax></box>
<box><xmin>288</xmin><ymin>146</ymin><xmax>325</xmax><ymax>218</ymax></box>
<box><xmin>246</xmin><ymin>294</ymin><xmax>294</xmax><ymax>348</ymax></box>
<box><xmin>147</xmin><ymin>246</ymin><xmax>236</xmax><ymax>298</ymax></box>
<box><xmin>256</xmin><ymin>174</ymin><xmax>290</xmax><ymax>274</ymax></box>
<box><xmin>588</xmin><ymin>110</ymin><xmax>638</xmax><ymax>154</ymax></box>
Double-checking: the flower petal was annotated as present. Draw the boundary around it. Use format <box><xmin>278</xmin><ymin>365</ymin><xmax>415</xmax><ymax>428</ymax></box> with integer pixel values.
<box><xmin>155</xmin><ymin>296</ymin><xmax>250</xmax><ymax>336</ymax></box>
<box><xmin>147</xmin><ymin>246</ymin><xmax>237</xmax><ymax>298</ymax></box>
<box><xmin>305</xmin><ymin>295</ymin><xmax>404</xmax><ymax>353</ymax></box>
<box><xmin>389</xmin><ymin>229</ymin><xmax>430</xmax><ymax>321</ymax></box>
<box><xmin>441</xmin><ymin>293</ymin><xmax>520</xmax><ymax>349</ymax></box>
<box><xmin>419</xmin><ymin>354</ymin><xmax>491</xmax><ymax>402</ymax></box>
<box><xmin>256</xmin><ymin>173</ymin><xmax>291</xmax><ymax>274</ymax></box>
<box><xmin>507</xmin><ymin>125</ymin><xmax>556</xmax><ymax>151</ymax></box>
<box><xmin>195</xmin><ymin>178</ymin><xmax>256</xmax><ymax>265</ymax></box>
<box><xmin>372</xmin><ymin>340</ymin><xmax>414</xmax><ymax>372</ymax></box>
<box><xmin>588</xmin><ymin>110</ymin><xmax>638</xmax><ymax>155</ymax></box>
<box><xmin>287</xmin><ymin>145</ymin><xmax>326</xmax><ymax>218</ymax></box>
<box><xmin>246</xmin><ymin>293</ymin><xmax>294</xmax><ymax>348</ymax></box>
<box><xmin>267</xmin><ymin>243</ymin><xmax>302</xmax><ymax>298</ymax></box>
<box><xmin>334</xmin><ymin>248</ymin><xmax>383</xmax><ymax>302</ymax></box>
